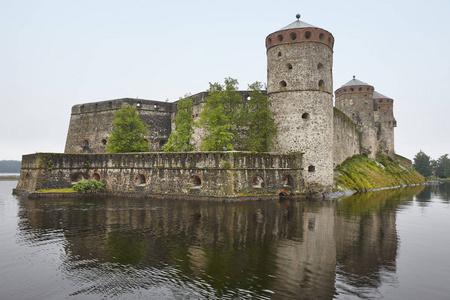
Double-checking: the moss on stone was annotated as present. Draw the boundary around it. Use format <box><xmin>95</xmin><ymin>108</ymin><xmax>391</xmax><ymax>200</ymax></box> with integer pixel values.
<box><xmin>334</xmin><ymin>154</ymin><xmax>425</xmax><ymax>191</ymax></box>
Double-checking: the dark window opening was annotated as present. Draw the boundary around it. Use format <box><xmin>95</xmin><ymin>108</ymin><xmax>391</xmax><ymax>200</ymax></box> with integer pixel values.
<box><xmin>302</xmin><ymin>113</ymin><xmax>310</xmax><ymax>120</ymax></box>
<box><xmin>189</xmin><ymin>175</ymin><xmax>202</xmax><ymax>187</ymax></box>
<box><xmin>319</xmin><ymin>33</ymin><xmax>324</xmax><ymax>40</ymax></box>
<box><xmin>308</xmin><ymin>166</ymin><xmax>315</xmax><ymax>172</ymax></box>
<box><xmin>252</xmin><ymin>176</ymin><xmax>265</xmax><ymax>188</ymax></box>
<box><xmin>318</xmin><ymin>80</ymin><xmax>325</xmax><ymax>91</ymax></box>
<box><xmin>286</xmin><ymin>63</ymin><xmax>293</xmax><ymax>70</ymax></box>
<box><xmin>135</xmin><ymin>174</ymin><xmax>146</xmax><ymax>186</ymax></box>
<box><xmin>278</xmin><ymin>51</ymin><xmax>282</xmax><ymax>57</ymax></box>
<box><xmin>280</xmin><ymin>81</ymin><xmax>287</xmax><ymax>88</ymax></box>
<box><xmin>90</xmin><ymin>172</ymin><xmax>101</xmax><ymax>181</ymax></box>
<box><xmin>101</xmin><ymin>139</ymin><xmax>107</xmax><ymax>145</ymax></box>
<box><xmin>305</xmin><ymin>31</ymin><xmax>311</xmax><ymax>39</ymax></box>
<box><xmin>289</xmin><ymin>32</ymin><xmax>297</xmax><ymax>40</ymax></box>
<box><xmin>317</xmin><ymin>63</ymin><xmax>323</xmax><ymax>69</ymax></box>
<box><xmin>277</xmin><ymin>34</ymin><xmax>283</xmax><ymax>42</ymax></box>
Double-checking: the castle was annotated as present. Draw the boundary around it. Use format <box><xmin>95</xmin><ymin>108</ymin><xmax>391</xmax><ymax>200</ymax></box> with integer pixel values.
<box><xmin>15</xmin><ymin>15</ymin><xmax>397</xmax><ymax>198</ymax></box>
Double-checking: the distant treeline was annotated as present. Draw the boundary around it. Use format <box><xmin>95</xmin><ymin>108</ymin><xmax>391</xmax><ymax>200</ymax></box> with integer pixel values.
<box><xmin>0</xmin><ymin>160</ymin><xmax>21</xmax><ymax>173</ymax></box>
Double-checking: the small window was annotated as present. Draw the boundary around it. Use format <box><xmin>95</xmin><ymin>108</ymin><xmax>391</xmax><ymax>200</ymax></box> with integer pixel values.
<box><xmin>278</xmin><ymin>51</ymin><xmax>282</xmax><ymax>57</ymax></box>
<box><xmin>359</xmin><ymin>87</ymin><xmax>362</xmax><ymax>91</ymax></box>
<box><xmin>286</xmin><ymin>63</ymin><xmax>293</xmax><ymax>70</ymax></box>
<box><xmin>279</xmin><ymin>81</ymin><xmax>287</xmax><ymax>88</ymax></box>
<box><xmin>71</xmin><ymin>172</ymin><xmax>85</xmax><ymax>183</ymax></box>
<box><xmin>317</xmin><ymin>63</ymin><xmax>323</xmax><ymax>69</ymax></box>
<box><xmin>101</xmin><ymin>139</ymin><xmax>107</xmax><ymax>145</ymax></box>
<box><xmin>135</xmin><ymin>174</ymin><xmax>146</xmax><ymax>186</ymax></box>
<box><xmin>305</xmin><ymin>31</ymin><xmax>311</xmax><ymax>39</ymax></box>
<box><xmin>290</xmin><ymin>32</ymin><xmax>297</xmax><ymax>40</ymax></box>
<box><xmin>302</xmin><ymin>113</ymin><xmax>310</xmax><ymax>120</ymax></box>
<box><xmin>268</xmin><ymin>37</ymin><xmax>272</xmax><ymax>45</ymax></box>
<box><xmin>137</xmin><ymin>101</ymin><xmax>142</xmax><ymax>108</ymax></box>
<box><xmin>252</xmin><ymin>176</ymin><xmax>265</xmax><ymax>189</ymax></box>
<box><xmin>318</xmin><ymin>80</ymin><xmax>325</xmax><ymax>91</ymax></box>
<box><xmin>90</xmin><ymin>172</ymin><xmax>101</xmax><ymax>181</ymax></box>
<box><xmin>189</xmin><ymin>174</ymin><xmax>202</xmax><ymax>187</ymax></box>
<box><xmin>328</xmin><ymin>37</ymin><xmax>331</xmax><ymax>44</ymax></box>
<box><xmin>308</xmin><ymin>166</ymin><xmax>315</xmax><ymax>172</ymax></box>
<box><xmin>350</xmin><ymin>88</ymin><xmax>354</xmax><ymax>91</ymax></box>
<box><xmin>319</xmin><ymin>33</ymin><xmax>324</xmax><ymax>40</ymax></box>
<box><xmin>159</xmin><ymin>140</ymin><xmax>167</xmax><ymax>149</ymax></box>
<box><xmin>277</xmin><ymin>34</ymin><xmax>283</xmax><ymax>42</ymax></box>
<box><xmin>283</xmin><ymin>174</ymin><xmax>294</xmax><ymax>187</ymax></box>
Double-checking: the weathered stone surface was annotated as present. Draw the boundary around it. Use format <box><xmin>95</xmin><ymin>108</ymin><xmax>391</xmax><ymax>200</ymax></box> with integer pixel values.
<box><xmin>15</xmin><ymin>152</ymin><xmax>304</xmax><ymax>199</ymax></box>
<box><xmin>266</xmin><ymin>24</ymin><xmax>334</xmax><ymax>190</ymax></box>
<box><xmin>333</xmin><ymin>108</ymin><xmax>361</xmax><ymax>166</ymax></box>
<box><xmin>64</xmin><ymin>98</ymin><xmax>174</xmax><ymax>154</ymax></box>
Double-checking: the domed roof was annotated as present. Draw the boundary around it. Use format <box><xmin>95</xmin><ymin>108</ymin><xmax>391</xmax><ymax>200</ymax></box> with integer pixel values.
<box><xmin>373</xmin><ymin>91</ymin><xmax>392</xmax><ymax>99</ymax></box>
<box><xmin>340</xmin><ymin>76</ymin><xmax>371</xmax><ymax>87</ymax></box>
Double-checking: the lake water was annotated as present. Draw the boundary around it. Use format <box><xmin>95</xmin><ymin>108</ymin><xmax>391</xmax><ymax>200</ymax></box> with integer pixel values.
<box><xmin>1</xmin><ymin>180</ymin><xmax>450</xmax><ymax>299</ymax></box>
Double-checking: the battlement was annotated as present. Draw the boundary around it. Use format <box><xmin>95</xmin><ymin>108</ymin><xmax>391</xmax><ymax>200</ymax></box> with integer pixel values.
<box><xmin>71</xmin><ymin>98</ymin><xmax>175</xmax><ymax>115</ymax></box>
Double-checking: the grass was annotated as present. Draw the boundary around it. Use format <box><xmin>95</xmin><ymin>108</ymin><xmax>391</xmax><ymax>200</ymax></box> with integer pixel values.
<box><xmin>334</xmin><ymin>154</ymin><xmax>426</xmax><ymax>191</ymax></box>
<box><xmin>36</xmin><ymin>188</ymin><xmax>75</xmax><ymax>193</ymax></box>
<box><xmin>0</xmin><ymin>175</ymin><xmax>19</xmax><ymax>180</ymax></box>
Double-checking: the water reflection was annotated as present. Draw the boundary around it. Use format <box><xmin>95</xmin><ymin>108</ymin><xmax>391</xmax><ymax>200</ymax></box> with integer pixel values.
<box><xmin>15</xmin><ymin>186</ymin><xmax>425</xmax><ymax>299</ymax></box>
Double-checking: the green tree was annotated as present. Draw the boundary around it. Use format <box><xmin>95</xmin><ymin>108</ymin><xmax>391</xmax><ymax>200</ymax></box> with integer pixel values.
<box><xmin>197</xmin><ymin>77</ymin><xmax>243</xmax><ymax>151</ymax></box>
<box><xmin>435</xmin><ymin>154</ymin><xmax>450</xmax><ymax>178</ymax></box>
<box><xmin>413</xmin><ymin>150</ymin><xmax>432</xmax><ymax>177</ymax></box>
<box><xmin>106</xmin><ymin>105</ymin><xmax>150</xmax><ymax>153</ymax></box>
<box><xmin>243</xmin><ymin>82</ymin><xmax>276</xmax><ymax>152</ymax></box>
<box><xmin>163</xmin><ymin>96</ymin><xmax>195</xmax><ymax>152</ymax></box>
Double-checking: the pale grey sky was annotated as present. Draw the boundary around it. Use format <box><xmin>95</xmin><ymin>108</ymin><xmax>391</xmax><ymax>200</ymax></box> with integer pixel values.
<box><xmin>1</xmin><ymin>0</ymin><xmax>449</xmax><ymax>161</ymax></box>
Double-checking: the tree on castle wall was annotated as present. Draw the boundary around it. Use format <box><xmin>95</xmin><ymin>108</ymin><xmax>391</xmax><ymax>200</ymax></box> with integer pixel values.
<box><xmin>243</xmin><ymin>82</ymin><xmax>276</xmax><ymax>152</ymax></box>
<box><xmin>197</xmin><ymin>77</ymin><xmax>243</xmax><ymax>151</ymax></box>
<box><xmin>106</xmin><ymin>105</ymin><xmax>150</xmax><ymax>153</ymax></box>
<box><xmin>162</xmin><ymin>96</ymin><xmax>194</xmax><ymax>152</ymax></box>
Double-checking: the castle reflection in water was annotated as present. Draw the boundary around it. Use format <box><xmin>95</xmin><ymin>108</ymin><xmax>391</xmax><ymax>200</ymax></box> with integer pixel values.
<box><xmin>16</xmin><ymin>186</ymin><xmax>425</xmax><ymax>299</ymax></box>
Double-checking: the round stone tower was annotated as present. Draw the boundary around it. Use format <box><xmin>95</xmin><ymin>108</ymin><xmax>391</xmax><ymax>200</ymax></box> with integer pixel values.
<box><xmin>266</xmin><ymin>14</ymin><xmax>335</xmax><ymax>190</ymax></box>
<box><xmin>373</xmin><ymin>91</ymin><xmax>396</xmax><ymax>155</ymax></box>
<box><xmin>335</xmin><ymin>77</ymin><xmax>378</xmax><ymax>159</ymax></box>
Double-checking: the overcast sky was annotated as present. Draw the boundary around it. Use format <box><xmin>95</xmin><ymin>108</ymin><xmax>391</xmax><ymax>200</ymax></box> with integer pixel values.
<box><xmin>1</xmin><ymin>0</ymin><xmax>449</xmax><ymax>161</ymax></box>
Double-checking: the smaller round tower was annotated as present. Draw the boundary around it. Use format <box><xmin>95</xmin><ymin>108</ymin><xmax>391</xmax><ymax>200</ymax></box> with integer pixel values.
<box><xmin>373</xmin><ymin>91</ymin><xmax>396</xmax><ymax>155</ymax></box>
<box><xmin>335</xmin><ymin>77</ymin><xmax>378</xmax><ymax>159</ymax></box>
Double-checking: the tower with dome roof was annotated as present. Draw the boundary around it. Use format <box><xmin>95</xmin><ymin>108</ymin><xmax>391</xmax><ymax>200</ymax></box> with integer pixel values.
<box><xmin>265</xmin><ymin>14</ymin><xmax>335</xmax><ymax>190</ymax></box>
<box><xmin>334</xmin><ymin>76</ymin><xmax>378</xmax><ymax>159</ymax></box>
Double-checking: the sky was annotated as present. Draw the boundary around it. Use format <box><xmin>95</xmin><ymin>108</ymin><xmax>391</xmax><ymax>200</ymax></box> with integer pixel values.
<box><xmin>1</xmin><ymin>0</ymin><xmax>449</xmax><ymax>161</ymax></box>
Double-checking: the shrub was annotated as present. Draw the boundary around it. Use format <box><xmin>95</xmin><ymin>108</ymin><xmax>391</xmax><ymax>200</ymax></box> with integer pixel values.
<box><xmin>72</xmin><ymin>179</ymin><xmax>106</xmax><ymax>194</ymax></box>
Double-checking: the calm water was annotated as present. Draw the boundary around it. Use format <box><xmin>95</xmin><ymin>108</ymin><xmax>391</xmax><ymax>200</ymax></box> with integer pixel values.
<box><xmin>1</xmin><ymin>181</ymin><xmax>450</xmax><ymax>299</ymax></box>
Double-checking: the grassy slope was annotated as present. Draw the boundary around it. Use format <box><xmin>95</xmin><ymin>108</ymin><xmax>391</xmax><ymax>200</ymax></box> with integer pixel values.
<box><xmin>334</xmin><ymin>154</ymin><xmax>425</xmax><ymax>191</ymax></box>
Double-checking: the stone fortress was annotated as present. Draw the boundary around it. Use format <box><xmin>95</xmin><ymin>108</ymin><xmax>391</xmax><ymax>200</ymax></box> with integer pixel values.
<box><xmin>15</xmin><ymin>15</ymin><xmax>398</xmax><ymax>199</ymax></box>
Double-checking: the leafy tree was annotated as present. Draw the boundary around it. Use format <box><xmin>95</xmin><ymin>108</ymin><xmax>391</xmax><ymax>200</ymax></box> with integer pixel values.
<box><xmin>163</xmin><ymin>96</ymin><xmax>195</xmax><ymax>152</ymax></box>
<box><xmin>435</xmin><ymin>154</ymin><xmax>450</xmax><ymax>178</ymax></box>
<box><xmin>106</xmin><ymin>105</ymin><xmax>150</xmax><ymax>153</ymax></box>
<box><xmin>197</xmin><ymin>77</ymin><xmax>243</xmax><ymax>151</ymax></box>
<box><xmin>413</xmin><ymin>150</ymin><xmax>432</xmax><ymax>177</ymax></box>
<box><xmin>242</xmin><ymin>82</ymin><xmax>276</xmax><ymax>152</ymax></box>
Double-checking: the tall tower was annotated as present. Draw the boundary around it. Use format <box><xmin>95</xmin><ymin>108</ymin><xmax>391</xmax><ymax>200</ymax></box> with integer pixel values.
<box><xmin>266</xmin><ymin>15</ymin><xmax>335</xmax><ymax>190</ymax></box>
<box><xmin>335</xmin><ymin>77</ymin><xmax>378</xmax><ymax>159</ymax></box>
<box><xmin>373</xmin><ymin>91</ymin><xmax>396</xmax><ymax>155</ymax></box>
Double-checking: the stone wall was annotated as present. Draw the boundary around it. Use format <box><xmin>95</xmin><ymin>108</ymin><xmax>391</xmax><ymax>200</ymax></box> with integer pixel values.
<box><xmin>16</xmin><ymin>152</ymin><xmax>303</xmax><ymax>199</ymax></box>
<box><xmin>333</xmin><ymin>108</ymin><xmax>361</xmax><ymax>166</ymax></box>
<box><xmin>64</xmin><ymin>98</ymin><xmax>174</xmax><ymax>154</ymax></box>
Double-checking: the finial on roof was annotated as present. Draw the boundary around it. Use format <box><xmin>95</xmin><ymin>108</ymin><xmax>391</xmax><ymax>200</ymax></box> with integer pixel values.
<box><xmin>353</xmin><ymin>75</ymin><xmax>355</xmax><ymax>79</ymax></box>
<box><xmin>296</xmin><ymin>13</ymin><xmax>300</xmax><ymax>20</ymax></box>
